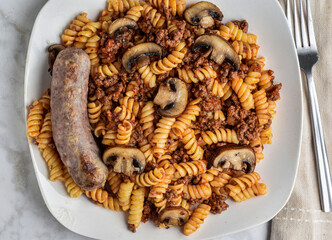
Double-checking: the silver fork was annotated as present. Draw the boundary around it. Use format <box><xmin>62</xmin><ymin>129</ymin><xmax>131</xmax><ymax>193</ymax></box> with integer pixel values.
<box><xmin>286</xmin><ymin>0</ymin><xmax>332</xmax><ymax>212</ymax></box>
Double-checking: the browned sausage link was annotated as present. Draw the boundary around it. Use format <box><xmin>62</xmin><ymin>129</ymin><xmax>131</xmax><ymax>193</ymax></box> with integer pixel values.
<box><xmin>51</xmin><ymin>47</ymin><xmax>108</xmax><ymax>191</ymax></box>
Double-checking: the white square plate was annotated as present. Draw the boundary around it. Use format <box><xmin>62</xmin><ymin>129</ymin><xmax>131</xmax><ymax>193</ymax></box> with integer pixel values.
<box><xmin>24</xmin><ymin>0</ymin><xmax>302</xmax><ymax>239</ymax></box>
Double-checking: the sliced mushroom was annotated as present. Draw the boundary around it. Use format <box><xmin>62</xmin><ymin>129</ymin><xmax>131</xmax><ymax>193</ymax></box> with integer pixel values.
<box><xmin>102</xmin><ymin>147</ymin><xmax>146</xmax><ymax>176</ymax></box>
<box><xmin>192</xmin><ymin>33</ymin><xmax>240</xmax><ymax>70</ymax></box>
<box><xmin>159</xmin><ymin>207</ymin><xmax>189</xmax><ymax>227</ymax></box>
<box><xmin>48</xmin><ymin>44</ymin><xmax>65</xmax><ymax>74</ymax></box>
<box><xmin>108</xmin><ymin>18</ymin><xmax>137</xmax><ymax>38</ymax></box>
<box><xmin>184</xmin><ymin>1</ymin><xmax>223</xmax><ymax>28</ymax></box>
<box><xmin>209</xmin><ymin>145</ymin><xmax>256</xmax><ymax>173</ymax></box>
<box><xmin>153</xmin><ymin>78</ymin><xmax>188</xmax><ymax>117</ymax></box>
<box><xmin>122</xmin><ymin>42</ymin><xmax>162</xmax><ymax>72</ymax></box>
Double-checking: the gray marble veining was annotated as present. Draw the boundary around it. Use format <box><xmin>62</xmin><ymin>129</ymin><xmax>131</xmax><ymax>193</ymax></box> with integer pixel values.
<box><xmin>0</xmin><ymin>0</ymin><xmax>268</xmax><ymax>239</ymax></box>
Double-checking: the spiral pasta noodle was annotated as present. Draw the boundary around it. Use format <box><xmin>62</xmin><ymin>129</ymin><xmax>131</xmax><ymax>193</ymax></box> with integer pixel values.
<box><xmin>225</xmin><ymin>172</ymin><xmax>261</xmax><ymax>197</ymax></box>
<box><xmin>85</xmin><ymin>188</ymin><xmax>109</xmax><ymax>203</ymax></box>
<box><xmin>268</xmin><ymin>100</ymin><xmax>277</xmax><ymax>119</ymax></box>
<box><xmin>232</xmin><ymin>41</ymin><xmax>259</xmax><ymax>60</ymax></box>
<box><xmin>125</xmin><ymin>81</ymin><xmax>139</xmax><ymax>97</ymax></box>
<box><xmin>63</xmin><ymin>168</ymin><xmax>83</xmax><ymax>198</ymax></box>
<box><xmin>128</xmin><ymin>187</ymin><xmax>146</xmax><ymax>230</ymax></box>
<box><xmin>94</xmin><ymin>121</ymin><xmax>106</xmax><ymax>137</ymax></box>
<box><xmin>201</xmin><ymin>128</ymin><xmax>239</xmax><ymax>145</ymax></box>
<box><xmin>115</xmin><ymin>96</ymin><xmax>140</xmax><ymax>121</ymax></box>
<box><xmin>148</xmin><ymin>0</ymin><xmax>186</xmax><ymax>16</ymax></box>
<box><xmin>260</xmin><ymin>127</ymin><xmax>272</xmax><ymax>144</ymax></box>
<box><xmin>172</xmin><ymin>98</ymin><xmax>201</xmax><ymax>137</ymax></box>
<box><xmin>101</xmin><ymin>196</ymin><xmax>122</xmax><ymax>211</ymax></box>
<box><xmin>231</xmin><ymin>75</ymin><xmax>255</xmax><ymax>110</ymax></box>
<box><xmin>150</xmin><ymin>41</ymin><xmax>187</xmax><ymax>74</ymax></box>
<box><xmin>168</xmin><ymin>183</ymin><xmax>184</xmax><ymax>206</ymax></box>
<box><xmin>259</xmin><ymin>70</ymin><xmax>274</xmax><ymax>89</ymax></box>
<box><xmin>138</xmin><ymin>65</ymin><xmax>157</xmax><ymax>88</ymax></box>
<box><xmin>36</xmin><ymin>112</ymin><xmax>53</xmax><ymax>150</ymax></box>
<box><xmin>102</xmin><ymin>129</ymin><xmax>117</xmax><ymax>146</ymax></box>
<box><xmin>207</xmin><ymin>79</ymin><xmax>226</xmax><ymax>98</ymax></box>
<box><xmin>151</xmin><ymin>117</ymin><xmax>176</xmax><ymax>158</ymax></box>
<box><xmin>94</xmin><ymin>62</ymin><xmax>120</xmax><ymax>79</ymax></box>
<box><xmin>39</xmin><ymin>89</ymin><xmax>51</xmax><ymax>110</ymax></box>
<box><xmin>26</xmin><ymin>101</ymin><xmax>44</xmax><ymax>141</ymax></box>
<box><xmin>108</xmin><ymin>0</ymin><xmax>142</xmax><ymax>12</ymax></box>
<box><xmin>135</xmin><ymin>168</ymin><xmax>166</xmax><ymax>187</ymax></box>
<box><xmin>85</xmin><ymin>34</ymin><xmax>101</xmax><ymax>66</ymax></box>
<box><xmin>156</xmin><ymin>155</ymin><xmax>175</xmax><ymax>180</ymax></box>
<box><xmin>125</xmin><ymin>5</ymin><xmax>144</xmax><ymax>21</ymax></box>
<box><xmin>139</xmin><ymin>138</ymin><xmax>155</xmax><ymax>162</ymax></box>
<box><xmin>244</xmin><ymin>71</ymin><xmax>261</xmax><ymax>90</ymax></box>
<box><xmin>231</xmin><ymin>183</ymin><xmax>267</xmax><ymax>202</ymax></box>
<box><xmin>42</xmin><ymin>146</ymin><xmax>64</xmax><ymax>182</ymax></box>
<box><xmin>88</xmin><ymin>100</ymin><xmax>102</xmax><ymax>124</ymax></box>
<box><xmin>118</xmin><ymin>180</ymin><xmax>135</xmax><ymax>211</ymax></box>
<box><xmin>207</xmin><ymin>110</ymin><xmax>225</xmax><ymax>121</ymax></box>
<box><xmin>148</xmin><ymin>181</ymin><xmax>168</xmax><ymax>210</ymax></box>
<box><xmin>143</xmin><ymin>4</ymin><xmax>166</xmax><ymax>28</ymax></box>
<box><xmin>61</xmin><ymin>12</ymin><xmax>91</xmax><ymax>47</ymax></box>
<box><xmin>219</xmin><ymin>21</ymin><xmax>257</xmax><ymax>44</ymax></box>
<box><xmin>173</xmin><ymin>160</ymin><xmax>206</xmax><ymax>179</ymax></box>
<box><xmin>221</xmin><ymin>81</ymin><xmax>232</xmax><ymax>101</ymax></box>
<box><xmin>183</xmin><ymin>204</ymin><xmax>210</xmax><ymax>236</ymax></box>
<box><xmin>183</xmin><ymin>183</ymin><xmax>212</xmax><ymax>200</ymax></box>
<box><xmin>253</xmin><ymin>89</ymin><xmax>270</xmax><ymax>125</ymax></box>
<box><xmin>115</xmin><ymin>120</ymin><xmax>133</xmax><ymax>145</ymax></box>
<box><xmin>182</xmin><ymin>128</ymin><xmax>204</xmax><ymax>161</ymax></box>
<box><xmin>250</xmin><ymin>137</ymin><xmax>264</xmax><ymax>162</ymax></box>
<box><xmin>108</xmin><ymin>171</ymin><xmax>122</xmax><ymax>194</ymax></box>
<box><xmin>140</xmin><ymin>101</ymin><xmax>155</xmax><ymax>138</ymax></box>
<box><xmin>74</xmin><ymin>21</ymin><xmax>101</xmax><ymax>49</ymax></box>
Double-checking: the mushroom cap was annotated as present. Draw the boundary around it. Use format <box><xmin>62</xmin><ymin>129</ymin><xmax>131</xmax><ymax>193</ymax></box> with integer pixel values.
<box><xmin>209</xmin><ymin>144</ymin><xmax>256</xmax><ymax>173</ymax></box>
<box><xmin>192</xmin><ymin>33</ymin><xmax>240</xmax><ymax>70</ymax></box>
<box><xmin>184</xmin><ymin>1</ymin><xmax>223</xmax><ymax>28</ymax></box>
<box><xmin>48</xmin><ymin>44</ymin><xmax>65</xmax><ymax>72</ymax></box>
<box><xmin>102</xmin><ymin>147</ymin><xmax>146</xmax><ymax>176</ymax></box>
<box><xmin>159</xmin><ymin>206</ymin><xmax>189</xmax><ymax>227</ymax></box>
<box><xmin>108</xmin><ymin>18</ymin><xmax>137</xmax><ymax>38</ymax></box>
<box><xmin>153</xmin><ymin>78</ymin><xmax>188</xmax><ymax>117</ymax></box>
<box><xmin>122</xmin><ymin>42</ymin><xmax>163</xmax><ymax>72</ymax></box>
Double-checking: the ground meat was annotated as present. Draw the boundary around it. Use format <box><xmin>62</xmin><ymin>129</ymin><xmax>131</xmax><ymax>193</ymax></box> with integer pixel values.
<box><xmin>226</xmin><ymin>105</ymin><xmax>249</xmax><ymax>126</ymax></box>
<box><xmin>132</xmin><ymin>122</ymin><xmax>144</xmax><ymax>143</ymax></box>
<box><xmin>248</xmin><ymin>62</ymin><xmax>262</xmax><ymax>72</ymax></box>
<box><xmin>186</xmin><ymin>197</ymin><xmax>205</xmax><ymax>205</ymax></box>
<box><xmin>267</xmin><ymin>83</ymin><xmax>282</xmax><ymax>101</ymax></box>
<box><xmin>100</xmin><ymin>33</ymin><xmax>121</xmax><ymax>62</ymax></box>
<box><xmin>235</xmin><ymin>112</ymin><xmax>262</xmax><ymax>143</ymax></box>
<box><xmin>219</xmin><ymin>62</ymin><xmax>234</xmax><ymax>78</ymax></box>
<box><xmin>145</xmin><ymin>161</ymin><xmax>159</xmax><ymax>172</ymax></box>
<box><xmin>141</xmin><ymin>200</ymin><xmax>158</xmax><ymax>223</ymax></box>
<box><xmin>172</xmin><ymin>147</ymin><xmax>190</xmax><ymax>163</ymax></box>
<box><xmin>105</xmin><ymin>82</ymin><xmax>124</xmax><ymax>102</ymax></box>
<box><xmin>166</xmin><ymin>20</ymin><xmax>187</xmax><ymax>48</ymax></box>
<box><xmin>192</xmin><ymin>174</ymin><xmax>202</xmax><ymax>184</ymax></box>
<box><xmin>196</xmin><ymin>113</ymin><xmax>225</xmax><ymax>131</ymax></box>
<box><xmin>155</xmin><ymin>29</ymin><xmax>169</xmax><ymax>48</ymax></box>
<box><xmin>233</xmin><ymin>20</ymin><xmax>249</xmax><ymax>33</ymax></box>
<box><xmin>192</xmin><ymin>85</ymin><xmax>222</xmax><ymax>112</ymax></box>
<box><xmin>165</xmin><ymin>188</ymin><xmax>177</xmax><ymax>204</ymax></box>
<box><xmin>203</xmin><ymin>193</ymin><xmax>229</xmax><ymax>214</ymax></box>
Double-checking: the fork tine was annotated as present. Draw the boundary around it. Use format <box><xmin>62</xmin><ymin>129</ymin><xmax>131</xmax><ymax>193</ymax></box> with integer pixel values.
<box><xmin>293</xmin><ymin>0</ymin><xmax>302</xmax><ymax>48</ymax></box>
<box><xmin>306</xmin><ymin>0</ymin><xmax>317</xmax><ymax>47</ymax></box>
<box><xmin>286</xmin><ymin>0</ymin><xmax>292</xmax><ymax>31</ymax></box>
<box><xmin>300</xmin><ymin>0</ymin><xmax>309</xmax><ymax>47</ymax></box>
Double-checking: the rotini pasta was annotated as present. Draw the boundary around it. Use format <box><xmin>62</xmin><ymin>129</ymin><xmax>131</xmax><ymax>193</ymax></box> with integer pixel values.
<box><xmin>173</xmin><ymin>160</ymin><xmax>206</xmax><ymax>179</ymax></box>
<box><xmin>143</xmin><ymin>4</ymin><xmax>166</xmax><ymax>28</ymax></box>
<box><xmin>225</xmin><ymin>172</ymin><xmax>261</xmax><ymax>197</ymax></box>
<box><xmin>36</xmin><ymin>112</ymin><xmax>53</xmax><ymax>150</ymax></box>
<box><xmin>42</xmin><ymin>146</ymin><xmax>64</xmax><ymax>182</ymax></box>
<box><xmin>182</xmin><ymin>128</ymin><xmax>204</xmax><ymax>161</ymax></box>
<box><xmin>108</xmin><ymin>171</ymin><xmax>122</xmax><ymax>194</ymax></box>
<box><xmin>201</xmin><ymin>128</ymin><xmax>239</xmax><ymax>145</ymax></box>
<box><xmin>231</xmin><ymin>75</ymin><xmax>255</xmax><ymax>110</ymax></box>
<box><xmin>63</xmin><ymin>168</ymin><xmax>83</xmax><ymax>198</ymax></box>
<box><xmin>232</xmin><ymin>41</ymin><xmax>259</xmax><ymax>60</ymax></box>
<box><xmin>231</xmin><ymin>183</ymin><xmax>267</xmax><ymax>202</ymax></box>
<box><xmin>125</xmin><ymin>5</ymin><xmax>144</xmax><ymax>21</ymax></box>
<box><xmin>108</xmin><ymin>0</ymin><xmax>142</xmax><ymax>12</ymax></box>
<box><xmin>115</xmin><ymin>120</ymin><xmax>133</xmax><ymax>145</ymax></box>
<box><xmin>183</xmin><ymin>183</ymin><xmax>212</xmax><ymax>200</ymax></box>
<box><xmin>118</xmin><ymin>180</ymin><xmax>135</xmax><ymax>211</ymax></box>
<box><xmin>26</xmin><ymin>101</ymin><xmax>44</xmax><ymax>141</ymax></box>
<box><xmin>128</xmin><ymin>187</ymin><xmax>145</xmax><ymax>230</ymax></box>
<box><xmin>139</xmin><ymin>101</ymin><xmax>155</xmax><ymax>138</ymax></box>
<box><xmin>74</xmin><ymin>21</ymin><xmax>102</xmax><ymax>49</ymax></box>
<box><xmin>253</xmin><ymin>88</ymin><xmax>270</xmax><ymax>125</ymax></box>
<box><xmin>183</xmin><ymin>204</ymin><xmax>210</xmax><ymax>236</ymax></box>
<box><xmin>259</xmin><ymin>70</ymin><xmax>274</xmax><ymax>89</ymax></box>
<box><xmin>85</xmin><ymin>188</ymin><xmax>109</xmax><ymax>203</ymax></box>
<box><xmin>219</xmin><ymin>21</ymin><xmax>257</xmax><ymax>44</ymax></box>
<box><xmin>150</xmin><ymin>41</ymin><xmax>187</xmax><ymax>74</ymax></box>
<box><xmin>260</xmin><ymin>127</ymin><xmax>273</xmax><ymax>144</ymax></box>
<box><xmin>138</xmin><ymin>65</ymin><xmax>157</xmax><ymax>88</ymax></box>
<box><xmin>135</xmin><ymin>168</ymin><xmax>166</xmax><ymax>187</ymax></box>
<box><xmin>171</xmin><ymin>98</ymin><xmax>201</xmax><ymax>137</ymax></box>
<box><xmin>87</xmin><ymin>100</ymin><xmax>102</xmax><ymax>124</ymax></box>
<box><xmin>61</xmin><ymin>12</ymin><xmax>91</xmax><ymax>47</ymax></box>
<box><xmin>151</xmin><ymin>117</ymin><xmax>176</xmax><ymax>158</ymax></box>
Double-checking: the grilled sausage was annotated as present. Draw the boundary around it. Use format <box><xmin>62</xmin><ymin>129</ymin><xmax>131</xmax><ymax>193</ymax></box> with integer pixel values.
<box><xmin>51</xmin><ymin>47</ymin><xmax>108</xmax><ymax>191</ymax></box>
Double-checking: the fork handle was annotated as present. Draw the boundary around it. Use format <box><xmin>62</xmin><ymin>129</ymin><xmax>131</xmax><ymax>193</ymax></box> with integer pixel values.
<box><xmin>305</xmin><ymin>70</ymin><xmax>332</xmax><ymax>212</ymax></box>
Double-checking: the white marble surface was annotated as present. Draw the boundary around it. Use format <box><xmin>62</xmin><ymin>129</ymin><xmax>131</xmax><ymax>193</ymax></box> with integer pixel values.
<box><xmin>0</xmin><ymin>0</ymin><xmax>269</xmax><ymax>239</ymax></box>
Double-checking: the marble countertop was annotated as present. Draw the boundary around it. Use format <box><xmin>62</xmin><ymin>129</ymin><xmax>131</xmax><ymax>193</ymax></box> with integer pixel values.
<box><xmin>0</xmin><ymin>0</ymin><xmax>269</xmax><ymax>239</ymax></box>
